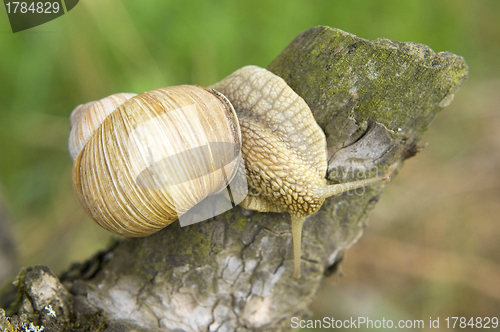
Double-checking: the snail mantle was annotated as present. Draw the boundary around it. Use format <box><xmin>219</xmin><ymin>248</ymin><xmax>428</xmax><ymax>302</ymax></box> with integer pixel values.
<box><xmin>1</xmin><ymin>26</ymin><xmax>467</xmax><ymax>332</ymax></box>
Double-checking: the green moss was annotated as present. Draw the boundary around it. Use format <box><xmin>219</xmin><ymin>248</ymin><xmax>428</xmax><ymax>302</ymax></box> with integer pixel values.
<box><xmin>171</xmin><ymin>226</ymin><xmax>211</xmax><ymax>263</ymax></box>
<box><xmin>229</xmin><ymin>211</ymin><xmax>248</xmax><ymax>232</ymax></box>
<box><xmin>268</xmin><ymin>26</ymin><xmax>468</xmax><ymax>150</ymax></box>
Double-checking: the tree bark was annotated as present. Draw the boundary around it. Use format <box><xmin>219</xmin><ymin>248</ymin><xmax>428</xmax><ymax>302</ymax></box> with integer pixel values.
<box><xmin>0</xmin><ymin>26</ymin><xmax>468</xmax><ymax>332</ymax></box>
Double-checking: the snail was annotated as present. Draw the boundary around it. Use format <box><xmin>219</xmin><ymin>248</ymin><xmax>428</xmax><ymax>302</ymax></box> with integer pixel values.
<box><xmin>69</xmin><ymin>65</ymin><xmax>389</xmax><ymax>278</ymax></box>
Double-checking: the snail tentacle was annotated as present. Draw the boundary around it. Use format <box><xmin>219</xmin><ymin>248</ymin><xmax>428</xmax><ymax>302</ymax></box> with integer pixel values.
<box><xmin>315</xmin><ymin>174</ymin><xmax>390</xmax><ymax>200</ymax></box>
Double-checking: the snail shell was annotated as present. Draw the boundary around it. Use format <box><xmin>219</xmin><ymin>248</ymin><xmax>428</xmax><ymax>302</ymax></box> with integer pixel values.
<box><xmin>70</xmin><ymin>86</ymin><xmax>241</xmax><ymax>236</ymax></box>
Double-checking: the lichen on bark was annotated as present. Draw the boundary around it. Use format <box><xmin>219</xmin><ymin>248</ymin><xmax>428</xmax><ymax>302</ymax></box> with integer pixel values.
<box><xmin>0</xmin><ymin>26</ymin><xmax>468</xmax><ymax>332</ymax></box>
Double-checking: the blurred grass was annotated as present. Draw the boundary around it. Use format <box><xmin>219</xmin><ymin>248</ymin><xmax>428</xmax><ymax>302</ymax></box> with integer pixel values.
<box><xmin>0</xmin><ymin>0</ymin><xmax>499</xmax><ymax>329</ymax></box>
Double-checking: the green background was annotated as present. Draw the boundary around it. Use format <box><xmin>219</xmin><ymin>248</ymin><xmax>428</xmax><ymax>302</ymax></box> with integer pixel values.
<box><xmin>1</xmin><ymin>0</ymin><xmax>499</xmax><ymax>329</ymax></box>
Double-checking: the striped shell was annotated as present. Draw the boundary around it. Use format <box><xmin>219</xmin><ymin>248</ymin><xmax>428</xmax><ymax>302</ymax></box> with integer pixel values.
<box><xmin>70</xmin><ymin>86</ymin><xmax>241</xmax><ymax>236</ymax></box>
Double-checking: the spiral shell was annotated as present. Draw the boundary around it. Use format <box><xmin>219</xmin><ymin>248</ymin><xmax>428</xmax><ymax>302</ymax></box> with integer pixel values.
<box><xmin>69</xmin><ymin>93</ymin><xmax>137</xmax><ymax>160</ymax></box>
<box><xmin>71</xmin><ymin>86</ymin><xmax>241</xmax><ymax>236</ymax></box>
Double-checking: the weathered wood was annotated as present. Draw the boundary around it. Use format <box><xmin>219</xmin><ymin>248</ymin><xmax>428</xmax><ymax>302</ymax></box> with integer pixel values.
<box><xmin>0</xmin><ymin>26</ymin><xmax>468</xmax><ymax>332</ymax></box>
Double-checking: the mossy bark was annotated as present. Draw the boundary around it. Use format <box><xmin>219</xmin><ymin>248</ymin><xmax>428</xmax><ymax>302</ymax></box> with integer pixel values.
<box><xmin>0</xmin><ymin>26</ymin><xmax>468</xmax><ymax>332</ymax></box>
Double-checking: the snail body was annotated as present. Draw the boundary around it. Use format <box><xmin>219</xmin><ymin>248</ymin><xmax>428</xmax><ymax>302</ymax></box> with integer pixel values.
<box><xmin>211</xmin><ymin>66</ymin><xmax>389</xmax><ymax>277</ymax></box>
<box><xmin>69</xmin><ymin>66</ymin><xmax>388</xmax><ymax>278</ymax></box>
